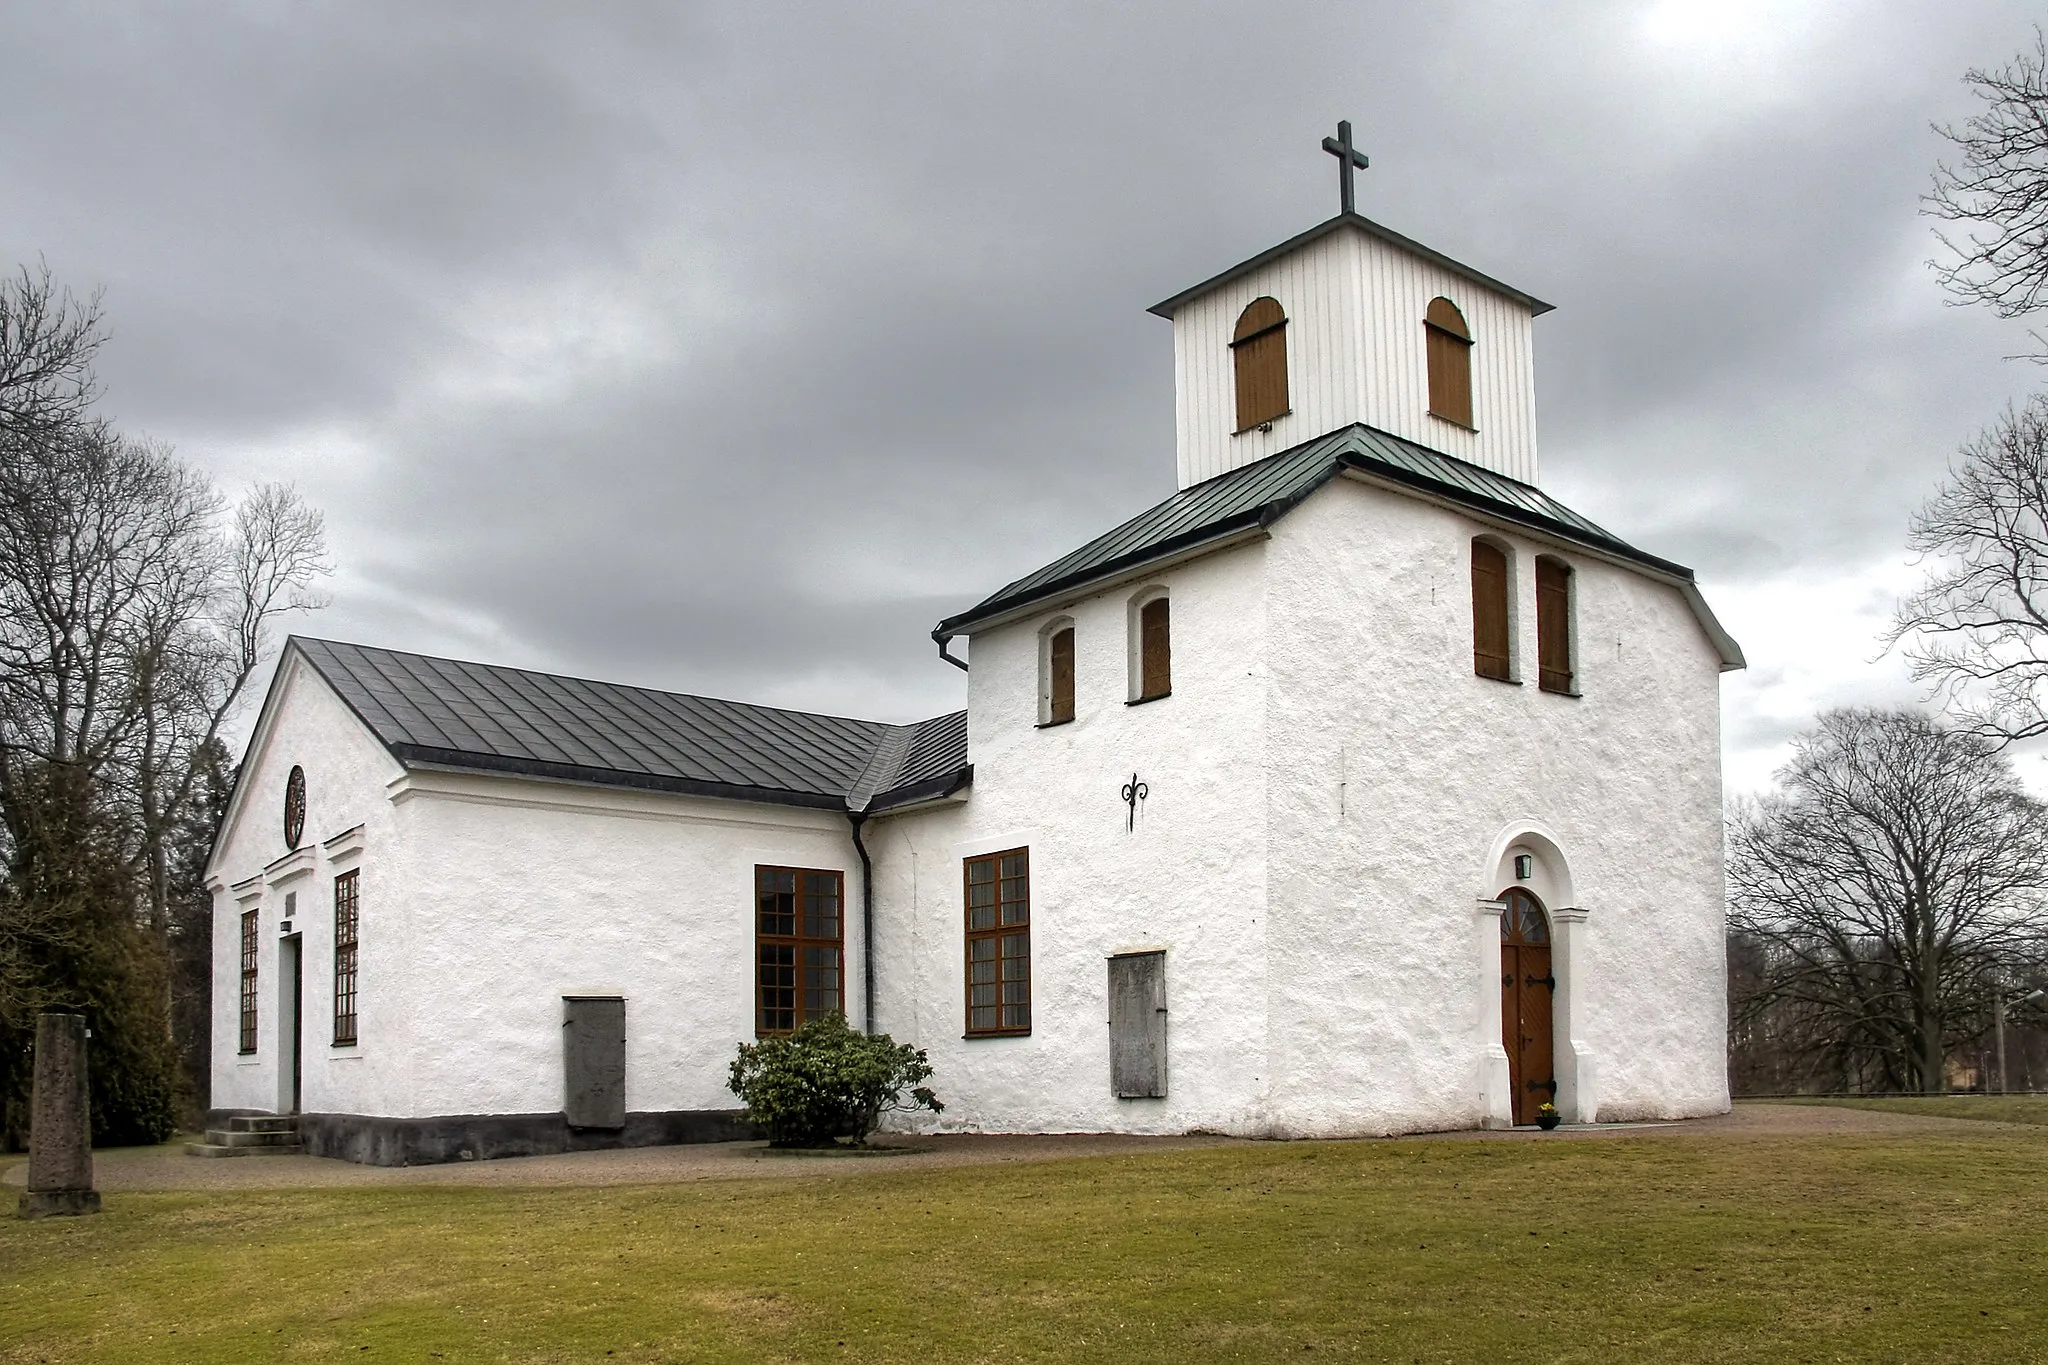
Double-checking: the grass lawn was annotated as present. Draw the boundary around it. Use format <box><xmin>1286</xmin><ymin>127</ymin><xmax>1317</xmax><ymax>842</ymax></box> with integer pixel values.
<box><xmin>5</xmin><ymin>1125</ymin><xmax>2047</xmax><ymax>1363</ymax></box>
<box><xmin>1759</xmin><ymin>1093</ymin><xmax>2048</xmax><ymax>1127</ymax></box>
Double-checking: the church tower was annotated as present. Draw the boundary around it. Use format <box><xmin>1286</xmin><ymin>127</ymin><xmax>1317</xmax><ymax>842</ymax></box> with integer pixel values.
<box><xmin>1149</xmin><ymin>123</ymin><xmax>1552</xmax><ymax>491</ymax></box>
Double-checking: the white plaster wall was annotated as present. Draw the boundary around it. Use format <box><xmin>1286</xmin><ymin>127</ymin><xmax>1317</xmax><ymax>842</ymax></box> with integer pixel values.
<box><xmin>390</xmin><ymin>776</ymin><xmax>861</xmax><ymax>1118</ymax></box>
<box><xmin>1258</xmin><ymin>476</ymin><xmax>1729</xmax><ymax>1134</ymax></box>
<box><xmin>208</xmin><ymin>652</ymin><xmax>407</xmax><ymax>1116</ymax></box>
<box><xmin>869</xmin><ymin>541</ymin><xmax>1274</xmax><ymax>1135</ymax></box>
<box><xmin>211</xmin><ymin>653</ymin><xmax>870</xmax><ymax>1123</ymax></box>
<box><xmin>1171</xmin><ymin>225</ymin><xmax>1541</xmax><ymax>489</ymax></box>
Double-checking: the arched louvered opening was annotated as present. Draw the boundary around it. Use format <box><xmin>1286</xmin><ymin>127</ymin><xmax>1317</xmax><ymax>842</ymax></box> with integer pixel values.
<box><xmin>1425</xmin><ymin>296</ymin><xmax>1474</xmax><ymax>429</ymax></box>
<box><xmin>1231</xmin><ymin>297</ymin><xmax>1290</xmax><ymax>433</ymax></box>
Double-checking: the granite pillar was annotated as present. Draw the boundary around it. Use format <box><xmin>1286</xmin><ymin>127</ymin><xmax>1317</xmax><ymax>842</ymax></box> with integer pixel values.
<box><xmin>18</xmin><ymin>1012</ymin><xmax>99</xmax><ymax>1218</ymax></box>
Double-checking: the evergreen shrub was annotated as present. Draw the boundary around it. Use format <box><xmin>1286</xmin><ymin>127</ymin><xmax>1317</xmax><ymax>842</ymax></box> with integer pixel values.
<box><xmin>727</xmin><ymin>1012</ymin><xmax>942</xmax><ymax>1147</ymax></box>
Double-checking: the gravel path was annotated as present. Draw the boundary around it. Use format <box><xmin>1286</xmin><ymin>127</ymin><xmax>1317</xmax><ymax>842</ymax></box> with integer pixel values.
<box><xmin>4</xmin><ymin>1103</ymin><xmax>2035</xmax><ymax>1193</ymax></box>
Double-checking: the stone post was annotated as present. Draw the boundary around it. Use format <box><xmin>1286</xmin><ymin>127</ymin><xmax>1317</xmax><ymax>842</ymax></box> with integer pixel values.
<box><xmin>1549</xmin><ymin>907</ymin><xmax>1598</xmax><ymax>1125</ymax></box>
<box><xmin>18</xmin><ymin>1012</ymin><xmax>99</xmax><ymax>1219</ymax></box>
<box><xmin>1475</xmin><ymin>898</ymin><xmax>1513</xmax><ymax>1129</ymax></box>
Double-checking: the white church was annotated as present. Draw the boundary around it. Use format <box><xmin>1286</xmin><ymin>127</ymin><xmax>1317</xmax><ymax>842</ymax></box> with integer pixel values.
<box><xmin>207</xmin><ymin>131</ymin><xmax>1743</xmax><ymax>1163</ymax></box>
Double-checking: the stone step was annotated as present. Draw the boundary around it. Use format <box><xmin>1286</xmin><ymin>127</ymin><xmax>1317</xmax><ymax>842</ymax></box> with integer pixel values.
<box><xmin>185</xmin><ymin>1141</ymin><xmax>306</xmax><ymax>1158</ymax></box>
<box><xmin>225</xmin><ymin>1115</ymin><xmax>299</xmax><ymax>1135</ymax></box>
<box><xmin>202</xmin><ymin>1127</ymin><xmax>301</xmax><ymax>1148</ymax></box>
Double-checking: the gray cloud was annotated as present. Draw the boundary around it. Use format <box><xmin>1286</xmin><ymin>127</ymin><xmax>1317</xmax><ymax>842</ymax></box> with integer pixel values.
<box><xmin>2</xmin><ymin>2</ymin><xmax>2042</xmax><ymax>780</ymax></box>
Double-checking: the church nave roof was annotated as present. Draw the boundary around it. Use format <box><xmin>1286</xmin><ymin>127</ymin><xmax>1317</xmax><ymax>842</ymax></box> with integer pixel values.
<box><xmin>290</xmin><ymin>637</ymin><xmax>969</xmax><ymax>814</ymax></box>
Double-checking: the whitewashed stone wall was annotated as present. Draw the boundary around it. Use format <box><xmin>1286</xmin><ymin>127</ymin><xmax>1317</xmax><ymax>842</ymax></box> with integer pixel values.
<box><xmin>209</xmin><ymin>653</ymin><xmax>404</xmax><ymax>1117</ymax></box>
<box><xmin>874</xmin><ymin>474</ymin><xmax>1729</xmax><ymax>1137</ymax></box>
<box><xmin>871</xmin><ymin>541</ymin><xmax>1274</xmax><ymax>1135</ymax></box>
<box><xmin>1257</xmin><ymin>475</ymin><xmax>1728</xmax><ymax>1132</ymax></box>
<box><xmin>210</xmin><ymin>654</ymin><xmax>869</xmax><ymax>1123</ymax></box>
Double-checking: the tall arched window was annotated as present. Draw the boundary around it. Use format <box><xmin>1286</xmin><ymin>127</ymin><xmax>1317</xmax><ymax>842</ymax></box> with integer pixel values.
<box><xmin>1231</xmin><ymin>297</ymin><xmax>1290</xmax><ymax>432</ymax></box>
<box><xmin>1535</xmin><ymin>556</ymin><xmax>1575</xmax><ymax>694</ymax></box>
<box><xmin>1130</xmin><ymin>591</ymin><xmax>1171</xmax><ymax>702</ymax></box>
<box><xmin>1471</xmin><ymin>538</ymin><xmax>1512</xmax><ymax>681</ymax></box>
<box><xmin>1041</xmin><ymin>621</ymin><xmax>1075</xmax><ymax>726</ymax></box>
<box><xmin>1425</xmin><ymin>297</ymin><xmax>1474</xmax><ymax>428</ymax></box>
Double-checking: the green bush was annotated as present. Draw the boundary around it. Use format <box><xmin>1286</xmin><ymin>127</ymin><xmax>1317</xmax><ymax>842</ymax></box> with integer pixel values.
<box><xmin>727</xmin><ymin>1013</ymin><xmax>942</xmax><ymax>1147</ymax></box>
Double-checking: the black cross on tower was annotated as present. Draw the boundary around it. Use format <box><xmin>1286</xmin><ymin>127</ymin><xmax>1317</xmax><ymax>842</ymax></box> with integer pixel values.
<box><xmin>1322</xmin><ymin>120</ymin><xmax>1370</xmax><ymax>216</ymax></box>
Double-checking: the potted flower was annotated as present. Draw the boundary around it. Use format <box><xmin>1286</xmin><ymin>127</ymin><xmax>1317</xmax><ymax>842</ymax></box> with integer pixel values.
<box><xmin>1536</xmin><ymin>1101</ymin><xmax>1561</xmax><ymax>1131</ymax></box>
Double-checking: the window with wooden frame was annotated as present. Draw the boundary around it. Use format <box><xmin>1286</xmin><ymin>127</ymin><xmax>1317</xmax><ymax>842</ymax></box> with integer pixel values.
<box><xmin>755</xmin><ymin>866</ymin><xmax>843</xmax><ymax>1035</ymax></box>
<box><xmin>1536</xmin><ymin>556</ymin><xmax>1575</xmax><ymax>694</ymax></box>
<box><xmin>964</xmin><ymin>848</ymin><xmax>1030</xmax><ymax>1036</ymax></box>
<box><xmin>238</xmin><ymin>909</ymin><xmax>259</xmax><ymax>1053</ymax></box>
<box><xmin>1231</xmin><ymin>296</ymin><xmax>1290</xmax><ymax>432</ymax></box>
<box><xmin>1471</xmin><ymin>538</ymin><xmax>1512</xmax><ymax>682</ymax></box>
<box><xmin>1131</xmin><ymin>593</ymin><xmax>1171</xmax><ymax>702</ymax></box>
<box><xmin>332</xmin><ymin>870</ymin><xmax>359</xmax><ymax>1046</ymax></box>
<box><xmin>1041</xmin><ymin>621</ymin><xmax>1076</xmax><ymax>726</ymax></box>
<box><xmin>1426</xmin><ymin>297</ymin><xmax>1474</xmax><ymax>428</ymax></box>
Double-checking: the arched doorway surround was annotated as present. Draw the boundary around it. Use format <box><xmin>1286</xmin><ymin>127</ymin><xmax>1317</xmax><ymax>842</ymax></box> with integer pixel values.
<box><xmin>1476</xmin><ymin>824</ymin><xmax>1596</xmax><ymax>1127</ymax></box>
<box><xmin>1500</xmin><ymin>889</ymin><xmax>1554</xmax><ymax>1126</ymax></box>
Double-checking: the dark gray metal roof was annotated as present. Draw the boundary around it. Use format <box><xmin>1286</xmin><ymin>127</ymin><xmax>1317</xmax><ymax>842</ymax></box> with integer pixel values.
<box><xmin>1148</xmin><ymin>213</ymin><xmax>1554</xmax><ymax>320</ymax></box>
<box><xmin>934</xmin><ymin>422</ymin><xmax>1693</xmax><ymax>640</ymax></box>
<box><xmin>292</xmin><ymin>637</ymin><xmax>968</xmax><ymax>813</ymax></box>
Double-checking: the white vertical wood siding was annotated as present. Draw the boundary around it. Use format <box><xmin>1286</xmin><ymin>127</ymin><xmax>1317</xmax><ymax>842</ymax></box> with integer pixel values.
<box><xmin>1170</xmin><ymin>224</ymin><xmax>1541</xmax><ymax>489</ymax></box>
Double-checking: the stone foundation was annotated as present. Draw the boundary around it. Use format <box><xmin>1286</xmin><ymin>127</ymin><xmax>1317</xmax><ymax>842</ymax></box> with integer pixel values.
<box><xmin>208</xmin><ymin>1108</ymin><xmax>754</xmax><ymax>1166</ymax></box>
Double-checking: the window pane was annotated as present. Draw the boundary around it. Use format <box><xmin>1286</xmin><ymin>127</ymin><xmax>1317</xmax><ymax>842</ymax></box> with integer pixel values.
<box><xmin>971</xmin><ymin>1005</ymin><xmax>998</xmax><ymax>1030</ymax></box>
<box><xmin>1001</xmin><ymin>1003</ymin><xmax>1030</xmax><ymax>1029</ymax></box>
<box><xmin>1000</xmin><ymin>854</ymin><xmax>1027</xmax><ymax>880</ymax></box>
<box><xmin>967</xmin><ymin>860</ymin><xmax>994</xmax><ymax>884</ymax></box>
<box><xmin>970</xmin><ymin>959</ymin><xmax>997</xmax><ymax>985</ymax></box>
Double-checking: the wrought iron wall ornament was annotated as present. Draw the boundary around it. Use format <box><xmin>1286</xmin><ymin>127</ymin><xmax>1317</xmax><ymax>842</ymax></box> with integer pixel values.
<box><xmin>1121</xmin><ymin>773</ymin><xmax>1149</xmax><ymax>832</ymax></box>
<box><xmin>283</xmin><ymin>765</ymin><xmax>306</xmax><ymax>850</ymax></box>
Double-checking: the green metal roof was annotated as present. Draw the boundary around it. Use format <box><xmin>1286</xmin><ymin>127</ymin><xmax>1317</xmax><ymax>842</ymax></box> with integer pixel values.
<box><xmin>933</xmin><ymin>423</ymin><xmax>1695</xmax><ymax>641</ymax></box>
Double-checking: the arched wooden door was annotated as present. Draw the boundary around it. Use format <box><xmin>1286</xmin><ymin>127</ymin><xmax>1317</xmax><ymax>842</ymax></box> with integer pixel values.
<box><xmin>1500</xmin><ymin>888</ymin><xmax>1555</xmax><ymax>1125</ymax></box>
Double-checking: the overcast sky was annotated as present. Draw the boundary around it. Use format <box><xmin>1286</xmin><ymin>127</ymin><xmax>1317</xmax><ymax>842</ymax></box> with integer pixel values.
<box><xmin>3</xmin><ymin>2</ymin><xmax>2043</xmax><ymax>795</ymax></box>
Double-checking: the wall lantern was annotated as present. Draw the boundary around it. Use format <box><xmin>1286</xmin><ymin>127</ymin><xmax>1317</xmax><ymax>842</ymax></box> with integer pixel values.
<box><xmin>1513</xmin><ymin>853</ymin><xmax>1533</xmax><ymax>881</ymax></box>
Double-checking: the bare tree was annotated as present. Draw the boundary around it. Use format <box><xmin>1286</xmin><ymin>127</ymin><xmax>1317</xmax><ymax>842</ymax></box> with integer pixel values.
<box><xmin>1929</xmin><ymin>28</ymin><xmax>2048</xmax><ymax>354</ymax></box>
<box><xmin>0</xmin><ymin>264</ymin><xmax>103</xmax><ymax>439</ymax></box>
<box><xmin>1730</xmin><ymin>708</ymin><xmax>2048</xmax><ymax>1093</ymax></box>
<box><xmin>0</xmin><ymin>262</ymin><xmax>328</xmax><ymax>1138</ymax></box>
<box><xmin>0</xmin><ymin>422</ymin><xmax>329</xmax><ymax>923</ymax></box>
<box><xmin>1892</xmin><ymin>397</ymin><xmax>2048</xmax><ymax>742</ymax></box>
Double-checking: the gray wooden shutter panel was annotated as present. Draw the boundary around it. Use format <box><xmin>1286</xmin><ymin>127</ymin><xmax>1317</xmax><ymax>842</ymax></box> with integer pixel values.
<box><xmin>1107</xmin><ymin>952</ymin><xmax>1167</xmax><ymax>1099</ymax></box>
<box><xmin>562</xmin><ymin>995</ymin><xmax>626</xmax><ymax>1130</ymax></box>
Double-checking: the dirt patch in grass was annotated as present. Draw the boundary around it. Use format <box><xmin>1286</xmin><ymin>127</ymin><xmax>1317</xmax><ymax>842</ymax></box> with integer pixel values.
<box><xmin>4</xmin><ymin>1120</ymin><xmax>2047</xmax><ymax>1363</ymax></box>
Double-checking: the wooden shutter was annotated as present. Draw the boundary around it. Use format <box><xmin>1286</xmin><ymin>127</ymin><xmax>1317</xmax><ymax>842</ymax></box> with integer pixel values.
<box><xmin>562</xmin><ymin>995</ymin><xmax>626</xmax><ymax>1130</ymax></box>
<box><xmin>1426</xmin><ymin>297</ymin><xmax>1474</xmax><ymax>428</ymax></box>
<box><xmin>1232</xmin><ymin>297</ymin><xmax>1289</xmax><ymax>431</ymax></box>
<box><xmin>1139</xmin><ymin>597</ymin><xmax>1171</xmax><ymax>700</ymax></box>
<box><xmin>1107</xmin><ymin>952</ymin><xmax>1167</xmax><ymax>1098</ymax></box>
<box><xmin>1536</xmin><ymin>557</ymin><xmax>1573</xmax><ymax>694</ymax></box>
<box><xmin>1048</xmin><ymin>627</ymin><xmax>1075</xmax><ymax>724</ymax></box>
<box><xmin>1471</xmin><ymin>540</ymin><xmax>1511</xmax><ymax>681</ymax></box>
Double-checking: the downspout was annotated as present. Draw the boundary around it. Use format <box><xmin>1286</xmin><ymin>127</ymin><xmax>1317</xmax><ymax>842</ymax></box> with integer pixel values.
<box><xmin>848</xmin><ymin>810</ymin><xmax>876</xmax><ymax>1035</ymax></box>
<box><xmin>934</xmin><ymin>631</ymin><xmax>969</xmax><ymax>671</ymax></box>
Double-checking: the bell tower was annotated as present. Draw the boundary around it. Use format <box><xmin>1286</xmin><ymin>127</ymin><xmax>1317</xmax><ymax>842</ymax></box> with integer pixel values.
<box><xmin>1149</xmin><ymin>124</ymin><xmax>1554</xmax><ymax>490</ymax></box>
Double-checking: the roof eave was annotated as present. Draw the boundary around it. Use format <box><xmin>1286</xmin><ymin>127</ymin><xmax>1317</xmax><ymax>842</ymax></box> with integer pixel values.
<box><xmin>864</xmin><ymin>764</ymin><xmax>974</xmax><ymax>815</ymax></box>
<box><xmin>1148</xmin><ymin>213</ymin><xmax>1555</xmax><ymax>320</ymax></box>
<box><xmin>1332</xmin><ymin>456</ymin><xmax>1693</xmax><ymax>580</ymax></box>
<box><xmin>389</xmin><ymin>745</ymin><xmax>854</xmax><ymax>811</ymax></box>
<box><xmin>932</xmin><ymin>519</ymin><xmax>1278</xmax><ymax>642</ymax></box>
